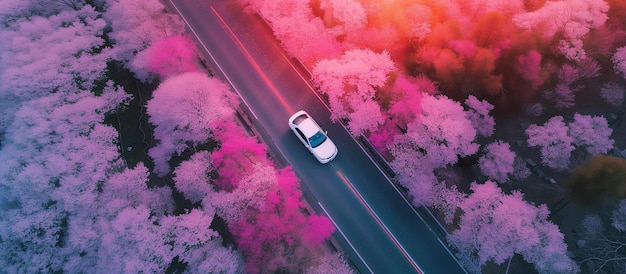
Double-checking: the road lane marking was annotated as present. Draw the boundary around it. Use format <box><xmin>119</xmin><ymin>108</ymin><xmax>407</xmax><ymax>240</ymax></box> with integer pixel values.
<box><xmin>337</xmin><ymin>171</ymin><xmax>423</xmax><ymax>274</ymax></box>
<box><xmin>210</xmin><ymin>6</ymin><xmax>293</xmax><ymax>114</ymax></box>
<box><xmin>319</xmin><ymin>202</ymin><xmax>373</xmax><ymax>274</ymax></box>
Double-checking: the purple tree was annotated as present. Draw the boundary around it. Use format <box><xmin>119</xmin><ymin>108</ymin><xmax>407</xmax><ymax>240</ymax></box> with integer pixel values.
<box><xmin>173</xmin><ymin>151</ymin><xmax>214</xmax><ymax>204</ymax></box>
<box><xmin>0</xmin><ymin>5</ymin><xmax>110</xmax><ymax>133</ymax></box>
<box><xmin>514</xmin><ymin>50</ymin><xmax>543</xmax><ymax>85</ymax></box>
<box><xmin>600</xmin><ymin>82</ymin><xmax>625</xmax><ymax>106</ymax></box>
<box><xmin>131</xmin><ymin>35</ymin><xmax>199</xmax><ymax>82</ymax></box>
<box><xmin>104</xmin><ymin>0</ymin><xmax>185</xmax><ymax>62</ymax></box>
<box><xmin>464</xmin><ymin>95</ymin><xmax>495</xmax><ymax>137</ymax></box>
<box><xmin>390</xmin><ymin>93</ymin><xmax>476</xmax><ymax>221</ymax></box>
<box><xmin>450</xmin><ymin>181</ymin><xmax>578</xmax><ymax>273</ymax></box>
<box><xmin>478</xmin><ymin>141</ymin><xmax>515</xmax><ymax>183</ymax></box>
<box><xmin>568</xmin><ymin>113</ymin><xmax>614</xmax><ymax>155</ymax></box>
<box><xmin>526</xmin><ymin>116</ymin><xmax>575</xmax><ymax>169</ymax></box>
<box><xmin>613</xmin><ymin>46</ymin><xmax>626</xmax><ymax>78</ymax></box>
<box><xmin>147</xmin><ymin>72</ymin><xmax>236</xmax><ymax>176</ymax></box>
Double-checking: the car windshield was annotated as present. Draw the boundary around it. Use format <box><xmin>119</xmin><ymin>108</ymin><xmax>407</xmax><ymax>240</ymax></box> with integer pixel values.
<box><xmin>308</xmin><ymin>131</ymin><xmax>327</xmax><ymax>148</ymax></box>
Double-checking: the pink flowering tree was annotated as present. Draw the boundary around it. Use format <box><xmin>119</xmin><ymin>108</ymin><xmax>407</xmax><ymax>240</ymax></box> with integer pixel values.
<box><xmin>514</xmin><ymin>50</ymin><xmax>543</xmax><ymax>89</ymax></box>
<box><xmin>131</xmin><ymin>35</ymin><xmax>199</xmax><ymax>82</ymax></box>
<box><xmin>173</xmin><ymin>151</ymin><xmax>214</xmax><ymax>204</ymax></box>
<box><xmin>389</xmin><ymin>93</ymin><xmax>477</xmax><ymax>221</ymax></box>
<box><xmin>147</xmin><ymin>72</ymin><xmax>236</xmax><ymax>176</ymax></box>
<box><xmin>387</xmin><ymin>75</ymin><xmax>429</xmax><ymax>130</ymax></box>
<box><xmin>159</xmin><ymin>209</ymin><xmax>243</xmax><ymax>273</ymax></box>
<box><xmin>0</xmin><ymin>1</ymin><xmax>246</xmax><ymax>273</ymax></box>
<box><xmin>209</xmin><ymin>163</ymin><xmax>277</xmax><ymax>224</ymax></box>
<box><xmin>104</xmin><ymin>0</ymin><xmax>185</xmax><ymax>62</ymax></box>
<box><xmin>369</xmin><ymin>74</ymin><xmax>434</xmax><ymax>153</ymax></box>
<box><xmin>312</xmin><ymin>49</ymin><xmax>395</xmax><ymax>136</ymax></box>
<box><xmin>210</xmin><ymin>161</ymin><xmax>335</xmax><ymax>272</ymax></box>
<box><xmin>450</xmin><ymin>181</ymin><xmax>579</xmax><ymax>273</ymax></box>
<box><xmin>97</xmin><ymin>205</ymin><xmax>174</xmax><ymax>272</ymax></box>
<box><xmin>305</xmin><ymin>253</ymin><xmax>352</xmax><ymax>273</ymax></box>
<box><xmin>231</xmin><ymin>167</ymin><xmax>335</xmax><ymax>273</ymax></box>
<box><xmin>391</xmin><ymin>93</ymin><xmax>479</xmax><ymax>170</ymax></box>
<box><xmin>526</xmin><ymin>113</ymin><xmax>613</xmax><ymax>170</ymax></box>
<box><xmin>238</xmin><ymin>0</ymin><xmax>343</xmax><ymax>65</ymax></box>
<box><xmin>478</xmin><ymin>141</ymin><xmax>515</xmax><ymax>183</ymax></box>
<box><xmin>319</xmin><ymin>0</ymin><xmax>367</xmax><ymax>34</ymax></box>
<box><xmin>210</xmin><ymin>120</ymin><xmax>268</xmax><ymax>191</ymax></box>
<box><xmin>526</xmin><ymin>116</ymin><xmax>575</xmax><ymax>169</ymax></box>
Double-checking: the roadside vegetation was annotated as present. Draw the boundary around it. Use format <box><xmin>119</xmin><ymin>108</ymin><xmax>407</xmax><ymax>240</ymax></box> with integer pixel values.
<box><xmin>238</xmin><ymin>0</ymin><xmax>626</xmax><ymax>272</ymax></box>
<box><xmin>2</xmin><ymin>0</ymin><xmax>626</xmax><ymax>273</ymax></box>
<box><xmin>0</xmin><ymin>0</ymin><xmax>349</xmax><ymax>273</ymax></box>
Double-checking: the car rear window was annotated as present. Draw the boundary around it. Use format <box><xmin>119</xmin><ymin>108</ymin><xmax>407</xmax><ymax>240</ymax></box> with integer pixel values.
<box><xmin>292</xmin><ymin>114</ymin><xmax>308</xmax><ymax>125</ymax></box>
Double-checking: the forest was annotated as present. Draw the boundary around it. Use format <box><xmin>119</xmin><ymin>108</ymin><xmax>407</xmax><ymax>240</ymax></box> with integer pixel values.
<box><xmin>0</xmin><ymin>0</ymin><xmax>346</xmax><ymax>273</ymax></box>
<box><xmin>240</xmin><ymin>0</ymin><xmax>626</xmax><ymax>272</ymax></box>
<box><xmin>1</xmin><ymin>0</ymin><xmax>626</xmax><ymax>273</ymax></box>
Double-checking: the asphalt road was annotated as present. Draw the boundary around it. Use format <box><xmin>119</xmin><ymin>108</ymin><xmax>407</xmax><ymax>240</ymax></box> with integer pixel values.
<box><xmin>168</xmin><ymin>1</ymin><xmax>467</xmax><ymax>273</ymax></box>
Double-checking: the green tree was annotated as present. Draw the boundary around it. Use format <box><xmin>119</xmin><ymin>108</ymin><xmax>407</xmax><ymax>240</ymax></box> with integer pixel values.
<box><xmin>566</xmin><ymin>155</ymin><xmax>626</xmax><ymax>204</ymax></box>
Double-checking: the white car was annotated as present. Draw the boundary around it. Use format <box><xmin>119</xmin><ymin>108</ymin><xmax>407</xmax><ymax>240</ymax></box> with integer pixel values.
<box><xmin>288</xmin><ymin>110</ymin><xmax>338</xmax><ymax>163</ymax></box>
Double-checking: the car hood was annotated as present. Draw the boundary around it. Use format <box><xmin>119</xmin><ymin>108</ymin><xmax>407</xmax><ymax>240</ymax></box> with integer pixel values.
<box><xmin>313</xmin><ymin>138</ymin><xmax>337</xmax><ymax>160</ymax></box>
